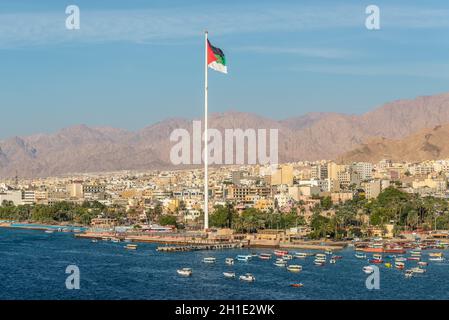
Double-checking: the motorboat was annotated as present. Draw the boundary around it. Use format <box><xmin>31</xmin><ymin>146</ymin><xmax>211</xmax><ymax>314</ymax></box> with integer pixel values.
<box><xmin>203</xmin><ymin>257</ymin><xmax>216</xmax><ymax>264</ymax></box>
<box><xmin>355</xmin><ymin>253</ymin><xmax>367</xmax><ymax>259</ymax></box>
<box><xmin>124</xmin><ymin>244</ymin><xmax>137</xmax><ymax>250</ymax></box>
<box><xmin>315</xmin><ymin>253</ymin><xmax>326</xmax><ymax>260</ymax></box>
<box><xmin>44</xmin><ymin>230</ymin><xmax>54</xmax><ymax>234</ymax></box>
<box><xmin>314</xmin><ymin>259</ymin><xmax>325</xmax><ymax>266</ymax></box>
<box><xmin>274</xmin><ymin>250</ymin><xmax>288</xmax><ymax>257</ymax></box>
<box><xmin>223</xmin><ymin>272</ymin><xmax>236</xmax><ymax>278</ymax></box>
<box><xmin>325</xmin><ymin>250</ymin><xmax>333</xmax><ymax>255</ymax></box>
<box><xmin>331</xmin><ymin>255</ymin><xmax>342</xmax><ymax>260</ymax></box>
<box><xmin>294</xmin><ymin>252</ymin><xmax>308</xmax><ymax>259</ymax></box>
<box><xmin>286</xmin><ymin>265</ymin><xmax>303</xmax><ymax>273</ymax></box>
<box><xmin>410</xmin><ymin>267</ymin><xmax>426</xmax><ymax>274</ymax></box>
<box><xmin>225</xmin><ymin>258</ymin><xmax>234</xmax><ymax>265</ymax></box>
<box><xmin>111</xmin><ymin>238</ymin><xmax>120</xmax><ymax>243</ymax></box>
<box><xmin>407</xmin><ymin>257</ymin><xmax>420</xmax><ymax>261</ymax></box>
<box><xmin>274</xmin><ymin>260</ymin><xmax>287</xmax><ymax>267</ymax></box>
<box><xmin>177</xmin><ymin>268</ymin><xmax>192</xmax><ymax>276</ymax></box>
<box><xmin>395</xmin><ymin>261</ymin><xmax>405</xmax><ymax>270</ymax></box>
<box><xmin>363</xmin><ymin>266</ymin><xmax>374</xmax><ymax>274</ymax></box>
<box><xmin>236</xmin><ymin>255</ymin><xmax>252</xmax><ymax>262</ymax></box>
<box><xmin>283</xmin><ymin>254</ymin><xmax>293</xmax><ymax>260</ymax></box>
<box><xmin>384</xmin><ymin>262</ymin><xmax>392</xmax><ymax>268</ymax></box>
<box><xmin>418</xmin><ymin>261</ymin><xmax>428</xmax><ymax>266</ymax></box>
<box><xmin>369</xmin><ymin>258</ymin><xmax>383</xmax><ymax>264</ymax></box>
<box><xmin>329</xmin><ymin>258</ymin><xmax>336</xmax><ymax>264</ymax></box>
<box><xmin>429</xmin><ymin>252</ymin><xmax>443</xmax><ymax>257</ymax></box>
<box><xmin>239</xmin><ymin>273</ymin><xmax>256</xmax><ymax>282</ymax></box>
<box><xmin>429</xmin><ymin>256</ymin><xmax>445</xmax><ymax>262</ymax></box>
<box><xmin>373</xmin><ymin>254</ymin><xmax>383</xmax><ymax>260</ymax></box>
<box><xmin>290</xmin><ymin>283</ymin><xmax>304</xmax><ymax>288</ymax></box>
<box><xmin>405</xmin><ymin>270</ymin><xmax>414</xmax><ymax>278</ymax></box>
<box><xmin>91</xmin><ymin>239</ymin><xmax>98</xmax><ymax>243</ymax></box>
<box><xmin>259</xmin><ymin>253</ymin><xmax>272</xmax><ymax>260</ymax></box>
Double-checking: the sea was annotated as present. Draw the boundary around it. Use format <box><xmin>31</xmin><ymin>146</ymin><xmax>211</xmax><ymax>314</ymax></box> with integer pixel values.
<box><xmin>1</xmin><ymin>227</ymin><xmax>448</xmax><ymax>300</ymax></box>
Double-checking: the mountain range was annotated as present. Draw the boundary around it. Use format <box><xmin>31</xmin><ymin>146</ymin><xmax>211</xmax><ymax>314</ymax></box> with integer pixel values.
<box><xmin>2</xmin><ymin>92</ymin><xmax>449</xmax><ymax>178</ymax></box>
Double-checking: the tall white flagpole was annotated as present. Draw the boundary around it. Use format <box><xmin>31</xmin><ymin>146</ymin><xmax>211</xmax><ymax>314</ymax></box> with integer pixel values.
<box><xmin>204</xmin><ymin>30</ymin><xmax>209</xmax><ymax>231</ymax></box>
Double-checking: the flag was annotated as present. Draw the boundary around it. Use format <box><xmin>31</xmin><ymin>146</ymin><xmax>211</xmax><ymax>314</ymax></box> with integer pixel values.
<box><xmin>207</xmin><ymin>40</ymin><xmax>227</xmax><ymax>74</ymax></box>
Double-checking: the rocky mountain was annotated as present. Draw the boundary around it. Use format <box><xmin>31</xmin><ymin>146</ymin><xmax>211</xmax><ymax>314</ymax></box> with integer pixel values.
<box><xmin>1</xmin><ymin>92</ymin><xmax>449</xmax><ymax>178</ymax></box>
<box><xmin>338</xmin><ymin>124</ymin><xmax>449</xmax><ymax>163</ymax></box>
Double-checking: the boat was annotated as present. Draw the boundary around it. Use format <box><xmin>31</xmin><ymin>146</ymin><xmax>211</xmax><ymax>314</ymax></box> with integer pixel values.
<box><xmin>395</xmin><ymin>257</ymin><xmax>407</xmax><ymax>262</ymax></box>
<box><xmin>405</xmin><ymin>270</ymin><xmax>414</xmax><ymax>278</ymax></box>
<box><xmin>407</xmin><ymin>257</ymin><xmax>420</xmax><ymax>261</ymax></box>
<box><xmin>239</xmin><ymin>273</ymin><xmax>256</xmax><ymax>282</ymax></box>
<box><xmin>385</xmin><ymin>255</ymin><xmax>396</xmax><ymax>259</ymax></box>
<box><xmin>290</xmin><ymin>283</ymin><xmax>304</xmax><ymax>288</ymax></box>
<box><xmin>223</xmin><ymin>272</ymin><xmax>236</xmax><ymax>278</ymax></box>
<box><xmin>111</xmin><ymin>238</ymin><xmax>120</xmax><ymax>243</ymax></box>
<box><xmin>363</xmin><ymin>266</ymin><xmax>374</xmax><ymax>274</ymax></box>
<box><xmin>274</xmin><ymin>250</ymin><xmax>288</xmax><ymax>257</ymax></box>
<box><xmin>429</xmin><ymin>252</ymin><xmax>443</xmax><ymax>257</ymax></box>
<box><xmin>429</xmin><ymin>256</ymin><xmax>445</xmax><ymax>262</ymax></box>
<box><xmin>325</xmin><ymin>250</ymin><xmax>333</xmax><ymax>255</ymax></box>
<box><xmin>315</xmin><ymin>253</ymin><xmax>326</xmax><ymax>259</ymax></box>
<box><xmin>101</xmin><ymin>237</ymin><xmax>110</xmax><ymax>241</ymax></box>
<box><xmin>124</xmin><ymin>244</ymin><xmax>137</xmax><ymax>250</ymax></box>
<box><xmin>384</xmin><ymin>262</ymin><xmax>392</xmax><ymax>268</ymax></box>
<box><xmin>410</xmin><ymin>267</ymin><xmax>426</xmax><ymax>274</ymax></box>
<box><xmin>331</xmin><ymin>255</ymin><xmax>342</xmax><ymax>260</ymax></box>
<box><xmin>236</xmin><ymin>255</ymin><xmax>252</xmax><ymax>262</ymax></box>
<box><xmin>369</xmin><ymin>258</ymin><xmax>383</xmax><ymax>264</ymax></box>
<box><xmin>283</xmin><ymin>254</ymin><xmax>293</xmax><ymax>260</ymax></box>
<box><xmin>286</xmin><ymin>265</ymin><xmax>303</xmax><ymax>273</ymax></box>
<box><xmin>418</xmin><ymin>261</ymin><xmax>428</xmax><ymax>266</ymax></box>
<box><xmin>44</xmin><ymin>230</ymin><xmax>54</xmax><ymax>234</ymax></box>
<box><xmin>410</xmin><ymin>251</ymin><xmax>421</xmax><ymax>256</ymax></box>
<box><xmin>294</xmin><ymin>252</ymin><xmax>308</xmax><ymax>259</ymax></box>
<box><xmin>314</xmin><ymin>259</ymin><xmax>325</xmax><ymax>266</ymax></box>
<box><xmin>362</xmin><ymin>245</ymin><xmax>384</xmax><ymax>253</ymax></box>
<box><xmin>203</xmin><ymin>257</ymin><xmax>216</xmax><ymax>264</ymax></box>
<box><xmin>330</xmin><ymin>258</ymin><xmax>336</xmax><ymax>264</ymax></box>
<box><xmin>177</xmin><ymin>268</ymin><xmax>192</xmax><ymax>276</ymax></box>
<box><xmin>91</xmin><ymin>239</ymin><xmax>98</xmax><ymax>243</ymax></box>
<box><xmin>274</xmin><ymin>260</ymin><xmax>287</xmax><ymax>267</ymax></box>
<box><xmin>251</xmin><ymin>253</ymin><xmax>259</xmax><ymax>257</ymax></box>
<box><xmin>395</xmin><ymin>261</ymin><xmax>405</xmax><ymax>270</ymax></box>
<box><xmin>259</xmin><ymin>253</ymin><xmax>272</xmax><ymax>260</ymax></box>
<box><xmin>373</xmin><ymin>254</ymin><xmax>383</xmax><ymax>260</ymax></box>
<box><xmin>355</xmin><ymin>253</ymin><xmax>367</xmax><ymax>259</ymax></box>
<box><xmin>384</xmin><ymin>247</ymin><xmax>406</xmax><ymax>254</ymax></box>
<box><xmin>225</xmin><ymin>258</ymin><xmax>234</xmax><ymax>265</ymax></box>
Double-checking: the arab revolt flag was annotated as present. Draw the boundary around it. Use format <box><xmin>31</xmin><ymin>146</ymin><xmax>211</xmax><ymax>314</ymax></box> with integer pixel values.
<box><xmin>207</xmin><ymin>40</ymin><xmax>227</xmax><ymax>74</ymax></box>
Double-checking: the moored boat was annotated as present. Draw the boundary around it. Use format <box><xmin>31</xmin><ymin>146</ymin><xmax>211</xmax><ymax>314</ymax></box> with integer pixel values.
<box><xmin>294</xmin><ymin>252</ymin><xmax>308</xmax><ymax>259</ymax></box>
<box><xmin>283</xmin><ymin>254</ymin><xmax>293</xmax><ymax>260</ymax></box>
<box><xmin>239</xmin><ymin>273</ymin><xmax>256</xmax><ymax>282</ymax></box>
<box><xmin>236</xmin><ymin>255</ymin><xmax>252</xmax><ymax>262</ymax></box>
<box><xmin>369</xmin><ymin>258</ymin><xmax>383</xmax><ymax>264</ymax></box>
<box><xmin>290</xmin><ymin>283</ymin><xmax>304</xmax><ymax>288</ymax></box>
<box><xmin>418</xmin><ymin>261</ymin><xmax>428</xmax><ymax>266</ymax></box>
<box><xmin>363</xmin><ymin>266</ymin><xmax>374</xmax><ymax>274</ymax></box>
<box><xmin>330</xmin><ymin>258</ymin><xmax>336</xmax><ymax>264</ymax></box>
<box><xmin>314</xmin><ymin>259</ymin><xmax>325</xmax><ymax>266</ymax></box>
<box><xmin>225</xmin><ymin>258</ymin><xmax>234</xmax><ymax>265</ymax></box>
<box><xmin>286</xmin><ymin>265</ymin><xmax>302</xmax><ymax>273</ymax></box>
<box><xmin>410</xmin><ymin>267</ymin><xmax>426</xmax><ymax>274</ymax></box>
<box><xmin>259</xmin><ymin>253</ymin><xmax>272</xmax><ymax>260</ymax></box>
<box><xmin>405</xmin><ymin>270</ymin><xmax>414</xmax><ymax>278</ymax></box>
<box><xmin>203</xmin><ymin>257</ymin><xmax>216</xmax><ymax>264</ymax></box>
<box><xmin>395</xmin><ymin>261</ymin><xmax>405</xmax><ymax>270</ymax></box>
<box><xmin>274</xmin><ymin>250</ymin><xmax>288</xmax><ymax>257</ymax></box>
<box><xmin>429</xmin><ymin>256</ymin><xmax>445</xmax><ymax>262</ymax></box>
<box><xmin>177</xmin><ymin>268</ymin><xmax>192</xmax><ymax>276</ymax></box>
<box><xmin>223</xmin><ymin>271</ymin><xmax>236</xmax><ymax>278</ymax></box>
<box><xmin>385</xmin><ymin>262</ymin><xmax>392</xmax><ymax>268</ymax></box>
<box><xmin>355</xmin><ymin>253</ymin><xmax>367</xmax><ymax>259</ymax></box>
<box><xmin>124</xmin><ymin>244</ymin><xmax>137</xmax><ymax>250</ymax></box>
<box><xmin>274</xmin><ymin>259</ymin><xmax>287</xmax><ymax>267</ymax></box>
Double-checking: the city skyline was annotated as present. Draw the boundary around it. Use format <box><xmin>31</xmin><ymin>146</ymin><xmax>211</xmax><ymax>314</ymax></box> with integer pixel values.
<box><xmin>0</xmin><ymin>0</ymin><xmax>449</xmax><ymax>138</ymax></box>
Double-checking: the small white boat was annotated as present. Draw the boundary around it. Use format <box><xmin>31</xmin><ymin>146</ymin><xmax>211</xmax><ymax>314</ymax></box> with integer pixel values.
<box><xmin>395</xmin><ymin>261</ymin><xmax>405</xmax><ymax>269</ymax></box>
<box><xmin>124</xmin><ymin>244</ymin><xmax>137</xmax><ymax>250</ymax></box>
<box><xmin>355</xmin><ymin>253</ymin><xmax>367</xmax><ymax>259</ymax></box>
<box><xmin>418</xmin><ymin>261</ymin><xmax>428</xmax><ymax>266</ymax></box>
<box><xmin>259</xmin><ymin>253</ymin><xmax>272</xmax><ymax>260</ymax></box>
<box><xmin>177</xmin><ymin>268</ymin><xmax>192</xmax><ymax>276</ymax></box>
<box><xmin>223</xmin><ymin>271</ymin><xmax>236</xmax><ymax>278</ymax></box>
<box><xmin>363</xmin><ymin>266</ymin><xmax>374</xmax><ymax>274</ymax></box>
<box><xmin>315</xmin><ymin>253</ymin><xmax>326</xmax><ymax>259</ymax></box>
<box><xmin>325</xmin><ymin>250</ymin><xmax>333</xmax><ymax>255</ymax></box>
<box><xmin>274</xmin><ymin>250</ymin><xmax>288</xmax><ymax>257</ymax></box>
<box><xmin>330</xmin><ymin>258</ymin><xmax>336</xmax><ymax>264</ymax></box>
<box><xmin>91</xmin><ymin>239</ymin><xmax>98</xmax><ymax>243</ymax></box>
<box><xmin>395</xmin><ymin>257</ymin><xmax>407</xmax><ymax>262</ymax></box>
<box><xmin>286</xmin><ymin>265</ymin><xmax>302</xmax><ymax>273</ymax></box>
<box><xmin>239</xmin><ymin>273</ymin><xmax>256</xmax><ymax>282</ymax></box>
<box><xmin>294</xmin><ymin>252</ymin><xmax>308</xmax><ymax>258</ymax></box>
<box><xmin>283</xmin><ymin>254</ymin><xmax>293</xmax><ymax>260</ymax></box>
<box><xmin>236</xmin><ymin>255</ymin><xmax>252</xmax><ymax>262</ymax></box>
<box><xmin>314</xmin><ymin>259</ymin><xmax>326</xmax><ymax>266</ymax></box>
<box><xmin>44</xmin><ymin>230</ymin><xmax>54</xmax><ymax>234</ymax></box>
<box><xmin>111</xmin><ymin>238</ymin><xmax>120</xmax><ymax>243</ymax></box>
<box><xmin>429</xmin><ymin>256</ymin><xmax>445</xmax><ymax>262</ymax></box>
<box><xmin>274</xmin><ymin>260</ymin><xmax>287</xmax><ymax>267</ymax></box>
<box><xmin>225</xmin><ymin>258</ymin><xmax>234</xmax><ymax>265</ymax></box>
<box><xmin>410</xmin><ymin>267</ymin><xmax>426</xmax><ymax>274</ymax></box>
<box><xmin>203</xmin><ymin>257</ymin><xmax>216</xmax><ymax>264</ymax></box>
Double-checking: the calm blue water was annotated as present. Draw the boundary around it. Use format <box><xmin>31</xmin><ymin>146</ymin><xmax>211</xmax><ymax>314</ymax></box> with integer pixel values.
<box><xmin>1</xmin><ymin>227</ymin><xmax>449</xmax><ymax>300</ymax></box>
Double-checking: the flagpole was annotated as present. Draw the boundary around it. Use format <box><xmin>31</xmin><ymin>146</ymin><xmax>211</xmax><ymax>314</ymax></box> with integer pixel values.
<box><xmin>204</xmin><ymin>30</ymin><xmax>209</xmax><ymax>231</ymax></box>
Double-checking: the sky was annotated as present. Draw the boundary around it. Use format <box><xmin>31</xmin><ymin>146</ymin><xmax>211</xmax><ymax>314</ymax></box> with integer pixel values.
<box><xmin>0</xmin><ymin>0</ymin><xmax>449</xmax><ymax>138</ymax></box>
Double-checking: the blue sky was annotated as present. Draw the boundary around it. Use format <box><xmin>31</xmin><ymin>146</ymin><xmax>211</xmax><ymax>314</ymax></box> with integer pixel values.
<box><xmin>0</xmin><ymin>0</ymin><xmax>449</xmax><ymax>138</ymax></box>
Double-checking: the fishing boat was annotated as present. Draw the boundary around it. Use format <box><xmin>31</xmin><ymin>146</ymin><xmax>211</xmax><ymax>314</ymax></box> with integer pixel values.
<box><xmin>223</xmin><ymin>272</ymin><xmax>236</xmax><ymax>278</ymax></box>
<box><xmin>373</xmin><ymin>254</ymin><xmax>383</xmax><ymax>260</ymax></box>
<box><xmin>405</xmin><ymin>270</ymin><xmax>414</xmax><ymax>278</ymax></box>
<box><xmin>395</xmin><ymin>257</ymin><xmax>407</xmax><ymax>262</ymax></box>
<box><xmin>315</xmin><ymin>253</ymin><xmax>326</xmax><ymax>260</ymax></box>
<box><xmin>369</xmin><ymin>258</ymin><xmax>383</xmax><ymax>264</ymax></box>
<box><xmin>124</xmin><ymin>244</ymin><xmax>137</xmax><ymax>250</ymax></box>
<box><xmin>329</xmin><ymin>258</ymin><xmax>336</xmax><ymax>264</ymax></box>
<box><xmin>239</xmin><ymin>273</ymin><xmax>256</xmax><ymax>282</ymax></box>
<box><xmin>251</xmin><ymin>253</ymin><xmax>259</xmax><ymax>257</ymax></box>
<box><xmin>259</xmin><ymin>253</ymin><xmax>272</xmax><ymax>260</ymax></box>
<box><xmin>363</xmin><ymin>266</ymin><xmax>374</xmax><ymax>274</ymax></box>
<box><xmin>177</xmin><ymin>268</ymin><xmax>192</xmax><ymax>276</ymax></box>
<box><xmin>325</xmin><ymin>250</ymin><xmax>333</xmax><ymax>255</ymax></box>
<box><xmin>236</xmin><ymin>255</ymin><xmax>252</xmax><ymax>262</ymax></box>
<box><xmin>283</xmin><ymin>254</ymin><xmax>293</xmax><ymax>260</ymax></box>
<box><xmin>286</xmin><ymin>265</ymin><xmax>302</xmax><ymax>273</ymax></box>
<box><xmin>362</xmin><ymin>244</ymin><xmax>384</xmax><ymax>253</ymax></box>
<box><xmin>384</xmin><ymin>246</ymin><xmax>406</xmax><ymax>254</ymax></box>
<box><xmin>407</xmin><ymin>257</ymin><xmax>420</xmax><ymax>261</ymax></box>
<box><xmin>395</xmin><ymin>261</ymin><xmax>405</xmax><ymax>270</ymax></box>
<box><xmin>294</xmin><ymin>252</ymin><xmax>308</xmax><ymax>259</ymax></box>
<box><xmin>355</xmin><ymin>253</ymin><xmax>367</xmax><ymax>259</ymax></box>
<box><xmin>225</xmin><ymin>258</ymin><xmax>234</xmax><ymax>265</ymax></box>
<box><xmin>111</xmin><ymin>238</ymin><xmax>120</xmax><ymax>243</ymax></box>
<box><xmin>274</xmin><ymin>250</ymin><xmax>288</xmax><ymax>257</ymax></box>
<box><xmin>429</xmin><ymin>256</ymin><xmax>445</xmax><ymax>262</ymax></box>
<box><xmin>418</xmin><ymin>261</ymin><xmax>428</xmax><ymax>266</ymax></box>
<box><xmin>203</xmin><ymin>257</ymin><xmax>216</xmax><ymax>264</ymax></box>
<box><xmin>410</xmin><ymin>267</ymin><xmax>426</xmax><ymax>274</ymax></box>
<box><xmin>314</xmin><ymin>259</ymin><xmax>326</xmax><ymax>266</ymax></box>
<box><xmin>274</xmin><ymin>260</ymin><xmax>287</xmax><ymax>267</ymax></box>
<box><xmin>290</xmin><ymin>283</ymin><xmax>304</xmax><ymax>288</ymax></box>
